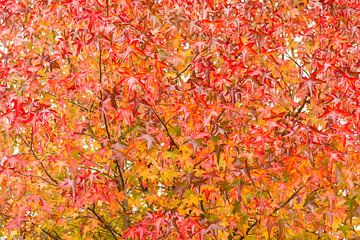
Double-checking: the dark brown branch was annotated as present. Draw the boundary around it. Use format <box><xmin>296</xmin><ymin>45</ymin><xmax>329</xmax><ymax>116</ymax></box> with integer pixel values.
<box><xmin>41</xmin><ymin>228</ymin><xmax>61</xmax><ymax>240</ymax></box>
<box><xmin>293</xmin><ymin>96</ymin><xmax>310</xmax><ymax>117</ymax></box>
<box><xmin>246</xmin><ymin>219</ymin><xmax>258</xmax><ymax>235</ymax></box>
<box><xmin>103</xmin><ymin>113</ymin><xmax>111</xmax><ymax>140</ymax></box>
<box><xmin>240</xmin><ymin>219</ymin><xmax>259</xmax><ymax>239</ymax></box>
<box><xmin>173</xmin><ymin>51</ymin><xmax>200</xmax><ymax>81</ymax></box>
<box><xmin>114</xmin><ymin>159</ymin><xmax>125</xmax><ymax>191</ymax></box>
<box><xmin>42</xmin><ymin>91</ymin><xmax>95</xmax><ymax>113</ymax></box>
<box><xmin>285</xmin><ymin>52</ymin><xmax>310</xmax><ymax>78</ymax></box>
<box><xmin>88</xmin><ymin>206</ymin><xmax>120</xmax><ymax>239</ymax></box>
<box><xmin>114</xmin><ymin>158</ymin><xmax>130</xmax><ymax>230</ymax></box>
<box><xmin>13</xmin><ymin>169</ymin><xmax>55</xmax><ymax>186</ymax></box>
<box><xmin>20</xmin><ymin>134</ymin><xmax>58</xmax><ymax>185</ymax></box>
<box><xmin>99</xmin><ymin>42</ymin><xmax>103</xmax><ymax>84</ymax></box>
<box><xmin>106</xmin><ymin>0</ymin><xmax>109</xmax><ymax>16</ymax></box>
<box><xmin>98</xmin><ymin>41</ymin><xmax>112</xmax><ymax>141</ymax></box>
<box><xmin>272</xmin><ymin>186</ymin><xmax>304</xmax><ymax>214</ymax></box>
<box><xmin>151</xmin><ymin>107</ymin><xmax>179</xmax><ymax>149</ymax></box>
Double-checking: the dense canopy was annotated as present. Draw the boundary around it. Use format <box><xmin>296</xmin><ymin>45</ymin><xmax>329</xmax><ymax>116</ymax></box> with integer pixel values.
<box><xmin>0</xmin><ymin>0</ymin><xmax>359</xmax><ymax>239</ymax></box>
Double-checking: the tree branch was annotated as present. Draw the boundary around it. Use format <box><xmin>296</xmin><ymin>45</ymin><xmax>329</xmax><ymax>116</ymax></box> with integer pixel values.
<box><xmin>88</xmin><ymin>206</ymin><xmax>120</xmax><ymax>239</ymax></box>
<box><xmin>151</xmin><ymin>107</ymin><xmax>179</xmax><ymax>149</ymax></box>
<box><xmin>240</xmin><ymin>219</ymin><xmax>259</xmax><ymax>239</ymax></box>
<box><xmin>285</xmin><ymin>52</ymin><xmax>310</xmax><ymax>78</ymax></box>
<box><xmin>114</xmin><ymin>159</ymin><xmax>125</xmax><ymax>191</ymax></box>
<box><xmin>103</xmin><ymin>113</ymin><xmax>111</xmax><ymax>140</ymax></box>
<box><xmin>293</xmin><ymin>96</ymin><xmax>310</xmax><ymax>117</ymax></box>
<box><xmin>41</xmin><ymin>91</ymin><xmax>95</xmax><ymax>113</ymax></box>
<box><xmin>172</xmin><ymin>51</ymin><xmax>201</xmax><ymax>81</ymax></box>
<box><xmin>106</xmin><ymin>0</ymin><xmax>109</xmax><ymax>16</ymax></box>
<box><xmin>20</xmin><ymin>134</ymin><xmax>58</xmax><ymax>185</ymax></box>
<box><xmin>13</xmin><ymin>169</ymin><xmax>56</xmax><ymax>186</ymax></box>
<box><xmin>41</xmin><ymin>228</ymin><xmax>61</xmax><ymax>240</ymax></box>
<box><xmin>272</xmin><ymin>186</ymin><xmax>304</xmax><ymax>214</ymax></box>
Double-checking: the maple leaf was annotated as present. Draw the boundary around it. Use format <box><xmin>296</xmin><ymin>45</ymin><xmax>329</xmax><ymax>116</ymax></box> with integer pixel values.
<box><xmin>0</xmin><ymin>0</ymin><xmax>359</xmax><ymax>239</ymax></box>
<box><xmin>139</xmin><ymin>134</ymin><xmax>156</xmax><ymax>150</ymax></box>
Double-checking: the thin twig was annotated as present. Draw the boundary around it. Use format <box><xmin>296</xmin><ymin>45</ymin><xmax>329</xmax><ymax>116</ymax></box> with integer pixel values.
<box><xmin>173</xmin><ymin>51</ymin><xmax>201</xmax><ymax>81</ymax></box>
<box><xmin>240</xmin><ymin>185</ymin><xmax>304</xmax><ymax>238</ymax></box>
<box><xmin>285</xmin><ymin>52</ymin><xmax>310</xmax><ymax>78</ymax></box>
<box><xmin>293</xmin><ymin>96</ymin><xmax>310</xmax><ymax>117</ymax></box>
<box><xmin>240</xmin><ymin>219</ymin><xmax>259</xmax><ymax>239</ymax></box>
<box><xmin>41</xmin><ymin>91</ymin><xmax>95</xmax><ymax>113</ymax></box>
<box><xmin>88</xmin><ymin>206</ymin><xmax>120</xmax><ymax>239</ymax></box>
<box><xmin>41</xmin><ymin>229</ymin><xmax>61</xmax><ymax>240</ymax></box>
<box><xmin>13</xmin><ymin>170</ymin><xmax>56</xmax><ymax>186</ymax></box>
<box><xmin>172</xmin><ymin>218</ymin><xmax>185</xmax><ymax>239</ymax></box>
<box><xmin>73</xmin><ymin>131</ymin><xmax>101</xmax><ymax>143</ymax></box>
<box><xmin>98</xmin><ymin>41</ymin><xmax>112</xmax><ymax>141</ymax></box>
<box><xmin>284</xmin><ymin>51</ymin><xmax>311</xmax><ymax>117</ymax></box>
<box><xmin>103</xmin><ymin>113</ymin><xmax>111</xmax><ymax>140</ymax></box>
<box><xmin>20</xmin><ymin>134</ymin><xmax>58</xmax><ymax>185</ymax></box>
<box><xmin>165</xmin><ymin>113</ymin><xmax>181</xmax><ymax>126</ymax></box>
<box><xmin>99</xmin><ymin>42</ymin><xmax>103</xmax><ymax>84</ymax></box>
<box><xmin>246</xmin><ymin>219</ymin><xmax>258</xmax><ymax>235</ymax></box>
<box><xmin>151</xmin><ymin>107</ymin><xmax>179</xmax><ymax>149</ymax></box>
<box><xmin>106</xmin><ymin>0</ymin><xmax>109</xmax><ymax>16</ymax></box>
<box><xmin>272</xmin><ymin>186</ymin><xmax>304</xmax><ymax>214</ymax></box>
<box><xmin>210</xmin><ymin>109</ymin><xmax>225</xmax><ymax>135</ymax></box>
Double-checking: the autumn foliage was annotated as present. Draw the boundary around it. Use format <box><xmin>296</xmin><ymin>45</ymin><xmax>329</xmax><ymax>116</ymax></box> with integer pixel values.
<box><xmin>0</xmin><ymin>0</ymin><xmax>359</xmax><ymax>239</ymax></box>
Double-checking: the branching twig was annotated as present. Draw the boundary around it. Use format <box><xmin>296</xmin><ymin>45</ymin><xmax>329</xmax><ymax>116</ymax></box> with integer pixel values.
<box><xmin>20</xmin><ymin>134</ymin><xmax>58</xmax><ymax>185</ymax></box>
<box><xmin>172</xmin><ymin>218</ymin><xmax>185</xmax><ymax>239</ymax></box>
<box><xmin>41</xmin><ymin>91</ymin><xmax>95</xmax><ymax>113</ymax></box>
<box><xmin>284</xmin><ymin>51</ymin><xmax>311</xmax><ymax>117</ymax></box>
<box><xmin>165</xmin><ymin>113</ymin><xmax>181</xmax><ymax>126</ymax></box>
<box><xmin>151</xmin><ymin>107</ymin><xmax>179</xmax><ymax>149</ymax></box>
<box><xmin>285</xmin><ymin>52</ymin><xmax>310</xmax><ymax>78</ymax></box>
<box><xmin>88</xmin><ymin>206</ymin><xmax>120</xmax><ymax>239</ymax></box>
<box><xmin>41</xmin><ymin>228</ymin><xmax>61</xmax><ymax>240</ymax></box>
<box><xmin>240</xmin><ymin>219</ymin><xmax>259</xmax><ymax>239</ymax></box>
<box><xmin>13</xmin><ymin>169</ymin><xmax>55</xmax><ymax>186</ymax></box>
<box><xmin>73</xmin><ymin>131</ymin><xmax>101</xmax><ymax>143</ymax></box>
<box><xmin>98</xmin><ymin>41</ymin><xmax>112</xmax><ymax>141</ymax></box>
<box><xmin>210</xmin><ymin>109</ymin><xmax>225</xmax><ymax>135</ymax></box>
<box><xmin>293</xmin><ymin>96</ymin><xmax>310</xmax><ymax>117</ymax></box>
<box><xmin>272</xmin><ymin>186</ymin><xmax>304</xmax><ymax>214</ymax></box>
<box><xmin>173</xmin><ymin>51</ymin><xmax>200</xmax><ymax>81</ymax></box>
<box><xmin>240</xmin><ymin>186</ymin><xmax>304</xmax><ymax>238</ymax></box>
